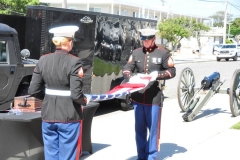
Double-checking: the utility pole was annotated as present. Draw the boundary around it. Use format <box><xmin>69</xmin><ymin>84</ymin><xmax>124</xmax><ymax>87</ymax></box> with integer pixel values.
<box><xmin>62</xmin><ymin>0</ymin><xmax>67</xmax><ymax>8</ymax></box>
<box><xmin>161</xmin><ymin>0</ymin><xmax>165</xmax><ymax>6</ymax></box>
<box><xmin>161</xmin><ymin>0</ymin><xmax>165</xmax><ymax>45</ymax></box>
<box><xmin>223</xmin><ymin>0</ymin><xmax>228</xmax><ymax>44</ymax></box>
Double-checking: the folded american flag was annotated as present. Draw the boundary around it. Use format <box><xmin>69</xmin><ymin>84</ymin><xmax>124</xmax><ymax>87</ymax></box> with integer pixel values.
<box><xmin>85</xmin><ymin>72</ymin><xmax>158</xmax><ymax>103</ymax></box>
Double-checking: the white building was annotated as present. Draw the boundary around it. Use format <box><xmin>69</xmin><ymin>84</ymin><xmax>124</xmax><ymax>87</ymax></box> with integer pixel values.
<box><xmin>201</xmin><ymin>27</ymin><xmax>224</xmax><ymax>44</ymax></box>
<box><xmin>40</xmin><ymin>0</ymin><xmax>210</xmax><ymax>23</ymax></box>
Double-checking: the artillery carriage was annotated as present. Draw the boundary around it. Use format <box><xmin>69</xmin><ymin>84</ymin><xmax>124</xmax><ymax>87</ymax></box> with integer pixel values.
<box><xmin>177</xmin><ymin>67</ymin><xmax>240</xmax><ymax>122</ymax></box>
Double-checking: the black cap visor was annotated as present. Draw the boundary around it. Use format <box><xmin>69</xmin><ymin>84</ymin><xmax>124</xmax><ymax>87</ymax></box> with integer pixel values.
<box><xmin>140</xmin><ymin>35</ymin><xmax>155</xmax><ymax>40</ymax></box>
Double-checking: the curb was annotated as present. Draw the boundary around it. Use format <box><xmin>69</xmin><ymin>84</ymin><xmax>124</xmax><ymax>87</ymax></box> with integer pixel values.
<box><xmin>172</xmin><ymin>54</ymin><xmax>216</xmax><ymax>64</ymax></box>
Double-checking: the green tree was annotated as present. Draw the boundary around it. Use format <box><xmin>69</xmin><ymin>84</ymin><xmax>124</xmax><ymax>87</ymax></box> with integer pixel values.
<box><xmin>0</xmin><ymin>0</ymin><xmax>48</xmax><ymax>16</ymax></box>
<box><xmin>157</xmin><ymin>17</ymin><xmax>192</xmax><ymax>51</ymax></box>
<box><xmin>230</xmin><ymin>18</ymin><xmax>240</xmax><ymax>38</ymax></box>
<box><xmin>209</xmin><ymin>11</ymin><xmax>233</xmax><ymax>27</ymax></box>
<box><xmin>191</xmin><ymin>19</ymin><xmax>210</xmax><ymax>58</ymax></box>
<box><xmin>225</xmin><ymin>39</ymin><xmax>233</xmax><ymax>44</ymax></box>
<box><xmin>157</xmin><ymin>17</ymin><xmax>210</xmax><ymax>55</ymax></box>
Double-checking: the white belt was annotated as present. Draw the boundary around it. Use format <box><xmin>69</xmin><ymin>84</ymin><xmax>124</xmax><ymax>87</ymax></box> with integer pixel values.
<box><xmin>45</xmin><ymin>88</ymin><xmax>71</xmax><ymax>96</ymax></box>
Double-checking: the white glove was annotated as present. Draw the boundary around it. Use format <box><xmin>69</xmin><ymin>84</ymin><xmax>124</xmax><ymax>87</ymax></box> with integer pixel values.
<box><xmin>135</xmin><ymin>73</ymin><xmax>146</xmax><ymax>79</ymax></box>
<box><xmin>150</xmin><ymin>71</ymin><xmax>158</xmax><ymax>81</ymax></box>
<box><xmin>129</xmin><ymin>75</ymin><xmax>141</xmax><ymax>83</ymax></box>
<box><xmin>84</xmin><ymin>94</ymin><xmax>91</xmax><ymax>105</ymax></box>
<box><xmin>129</xmin><ymin>75</ymin><xmax>149</xmax><ymax>86</ymax></box>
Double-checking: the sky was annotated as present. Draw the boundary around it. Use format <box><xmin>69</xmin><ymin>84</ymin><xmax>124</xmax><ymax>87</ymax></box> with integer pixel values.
<box><xmin>152</xmin><ymin>0</ymin><xmax>240</xmax><ymax>18</ymax></box>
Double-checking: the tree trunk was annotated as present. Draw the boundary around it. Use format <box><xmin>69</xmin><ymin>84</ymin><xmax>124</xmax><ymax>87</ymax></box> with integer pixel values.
<box><xmin>197</xmin><ymin>32</ymin><xmax>201</xmax><ymax>58</ymax></box>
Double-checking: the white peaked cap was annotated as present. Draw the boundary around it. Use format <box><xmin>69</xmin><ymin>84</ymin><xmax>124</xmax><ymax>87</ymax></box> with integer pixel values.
<box><xmin>49</xmin><ymin>26</ymin><xmax>79</xmax><ymax>38</ymax></box>
<box><xmin>138</xmin><ymin>28</ymin><xmax>159</xmax><ymax>36</ymax></box>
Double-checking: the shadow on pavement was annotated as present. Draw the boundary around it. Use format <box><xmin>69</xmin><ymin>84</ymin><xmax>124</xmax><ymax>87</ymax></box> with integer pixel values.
<box><xmin>94</xmin><ymin>99</ymin><xmax>123</xmax><ymax>117</ymax></box>
<box><xmin>126</xmin><ymin>143</ymin><xmax>187</xmax><ymax>160</ymax></box>
<box><xmin>80</xmin><ymin>143</ymin><xmax>111</xmax><ymax>159</ymax></box>
<box><xmin>194</xmin><ymin>108</ymin><xmax>230</xmax><ymax>120</ymax></box>
<box><xmin>157</xmin><ymin>143</ymin><xmax>187</xmax><ymax>160</ymax></box>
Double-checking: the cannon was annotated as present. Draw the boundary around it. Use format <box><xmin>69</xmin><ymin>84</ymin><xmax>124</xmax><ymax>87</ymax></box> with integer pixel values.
<box><xmin>177</xmin><ymin>67</ymin><xmax>240</xmax><ymax>122</ymax></box>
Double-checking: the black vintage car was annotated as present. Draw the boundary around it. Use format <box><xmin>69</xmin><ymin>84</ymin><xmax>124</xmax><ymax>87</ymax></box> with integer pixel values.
<box><xmin>0</xmin><ymin>23</ymin><xmax>37</xmax><ymax>110</ymax></box>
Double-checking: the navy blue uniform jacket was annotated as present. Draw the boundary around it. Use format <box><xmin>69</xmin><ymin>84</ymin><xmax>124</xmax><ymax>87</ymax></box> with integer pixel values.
<box><xmin>123</xmin><ymin>45</ymin><xmax>176</xmax><ymax>105</ymax></box>
<box><xmin>28</xmin><ymin>49</ymin><xmax>86</xmax><ymax>122</ymax></box>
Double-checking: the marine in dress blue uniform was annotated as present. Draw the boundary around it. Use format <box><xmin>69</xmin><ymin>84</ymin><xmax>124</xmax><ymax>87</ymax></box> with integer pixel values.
<box><xmin>122</xmin><ymin>28</ymin><xmax>176</xmax><ymax>160</ymax></box>
<box><xmin>28</xmin><ymin>26</ymin><xmax>87</xmax><ymax>160</ymax></box>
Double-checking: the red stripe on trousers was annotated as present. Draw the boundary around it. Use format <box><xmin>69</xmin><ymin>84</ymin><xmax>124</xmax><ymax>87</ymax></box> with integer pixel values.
<box><xmin>157</xmin><ymin>107</ymin><xmax>162</xmax><ymax>152</ymax></box>
<box><xmin>76</xmin><ymin>108</ymin><xmax>84</xmax><ymax>160</ymax></box>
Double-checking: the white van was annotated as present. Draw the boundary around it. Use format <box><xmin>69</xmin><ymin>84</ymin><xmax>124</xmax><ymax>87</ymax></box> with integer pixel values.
<box><xmin>213</xmin><ymin>44</ymin><xmax>223</xmax><ymax>54</ymax></box>
<box><xmin>216</xmin><ymin>44</ymin><xmax>240</xmax><ymax>61</ymax></box>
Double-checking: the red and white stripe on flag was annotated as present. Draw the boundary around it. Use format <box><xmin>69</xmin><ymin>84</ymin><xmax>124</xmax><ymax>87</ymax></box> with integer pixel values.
<box><xmin>107</xmin><ymin>74</ymin><xmax>153</xmax><ymax>95</ymax></box>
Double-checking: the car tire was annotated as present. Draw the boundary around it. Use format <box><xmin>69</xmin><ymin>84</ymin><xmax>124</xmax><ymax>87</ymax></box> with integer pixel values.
<box><xmin>217</xmin><ymin>57</ymin><xmax>220</xmax><ymax>61</ymax></box>
<box><xmin>226</xmin><ymin>58</ymin><xmax>229</xmax><ymax>61</ymax></box>
<box><xmin>233</xmin><ymin>54</ymin><xmax>237</xmax><ymax>61</ymax></box>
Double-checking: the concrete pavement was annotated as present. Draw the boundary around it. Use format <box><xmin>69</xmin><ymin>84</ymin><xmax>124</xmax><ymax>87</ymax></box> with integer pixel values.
<box><xmin>80</xmin><ymin>53</ymin><xmax>240</xmax><ymax>160</ymax></box>
<box><xmin>171</xmin><ymin>46</ymin><xmax>217</xmax><ymax>64</ymax></box>
<box><xmin>81</xmin><ymin>94</ymin><xmax>240</xmax><ymax>160</ymax></box>
<box><xmin>172</xmin><ymin>52</ymin><xmax>216</xmax><ymax>64</ymax></box>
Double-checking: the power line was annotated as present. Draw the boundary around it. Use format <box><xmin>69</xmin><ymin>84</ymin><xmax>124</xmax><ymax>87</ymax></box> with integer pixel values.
<box><xmin>228</xmin><ymin>2</ymin><xmax>240</xmax><ymax>11</ymax></box>
<box><xmin>199</xmin><ymin>0</ymin><xmax>240</xmax><ymax>17</ymax></box>
<box><xmin>160</xmin><ymin>0</ymin><xmax>165</xmax><ymax>6</ymax></box>
<box><xmin>199</xmin><ymin>0</ymin><xmax>240</xmax><ymax>10</ymax></box>
<box><xmin>198</xmin><ymin>0</ymin><xmax>224</xmax><ymax>3</ymax></box>
<box><xmin>230</xmin><ymin>2</ymin><xmax>240</xmax><ymax>8</ymax></box>
<box><xmin>229</xmin><ymin>2</ymin><xmax>240</xmax><ymax>8</ymax></box>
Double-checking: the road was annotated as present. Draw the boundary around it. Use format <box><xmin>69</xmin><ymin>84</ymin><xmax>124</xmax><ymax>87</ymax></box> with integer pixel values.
<box><xmin>165</xmin><ymin>60</ymin><xmax>240</xmax><ymax>100</ymax></box>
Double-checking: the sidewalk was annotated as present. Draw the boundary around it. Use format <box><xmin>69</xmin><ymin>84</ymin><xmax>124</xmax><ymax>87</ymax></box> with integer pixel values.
<box><xmin>80</xmin><ymin>52</ymin><xmax>240</xmax><ymax>160</ymax></box>
<box><xmin>172</xmin><ymin>52</ymin><xmax>216</xmax><ymax>64</ymax></box>
<box><xmin>81</xmin><ymin>94</ymin><xmax>240</xmax><ymax>160</ymax></box>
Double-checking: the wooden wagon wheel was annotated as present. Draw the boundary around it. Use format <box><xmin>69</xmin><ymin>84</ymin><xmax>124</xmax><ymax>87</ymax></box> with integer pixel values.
<box><xmin>177</xmin><ymin>67</ymin><xmax>196</xmax><ymax>112</ymax></box>
<box><xmin>229</xmin><ymin>69</ymin><xmax>240</xmax><ymax>117</ymax></box>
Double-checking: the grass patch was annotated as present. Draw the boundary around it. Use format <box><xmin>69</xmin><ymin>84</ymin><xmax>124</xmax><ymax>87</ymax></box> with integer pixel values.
<box><xmin>231</xmin><ymin>121</ymin><xmax>240</xmax><ymax>130</ymax></box>
<box><xmin>93</xmin><ymin>57</ymin><xmax>121</xmax><ymax>76</ymax></box>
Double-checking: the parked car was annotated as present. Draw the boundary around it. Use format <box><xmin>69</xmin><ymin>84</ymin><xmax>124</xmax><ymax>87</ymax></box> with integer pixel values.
<box><xmin>216</xmin><ymin>44</ymin><xmax>240</xmax><ymax>61</ymax></box>
<box><xmin>213</xmin><ymin>44</ymin><xmax>223</xmax><ymax>54</ymax></box>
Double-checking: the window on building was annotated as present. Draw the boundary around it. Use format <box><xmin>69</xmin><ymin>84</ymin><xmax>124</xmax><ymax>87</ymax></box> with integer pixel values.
<box><xmin>0</xmin><ymin>41</ymin><xmax>7</xmax><ymax>63</ymax></box>
<box><xmin>123</xmin><ymin>10</ymin><xmax>128</xmax><ymax>16</ymax></box>
<box><xmin>117</xmin><ymin>10</ymin><xmax>120</xmax><ymax>15</ymax></box>
<box><xmin>155</xmin><ymin>16</ymin><xmax>158</xmax><ymax>19</ymax></box>
<box><xmin>89</xmin><ymin>7</ymin><xmax>101</xmax><ymax>12</ymax></box>
<box><xmin>133</xmin><ymin>12</ymin><xmax>138</xmax><ymax>17</ymax></box>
